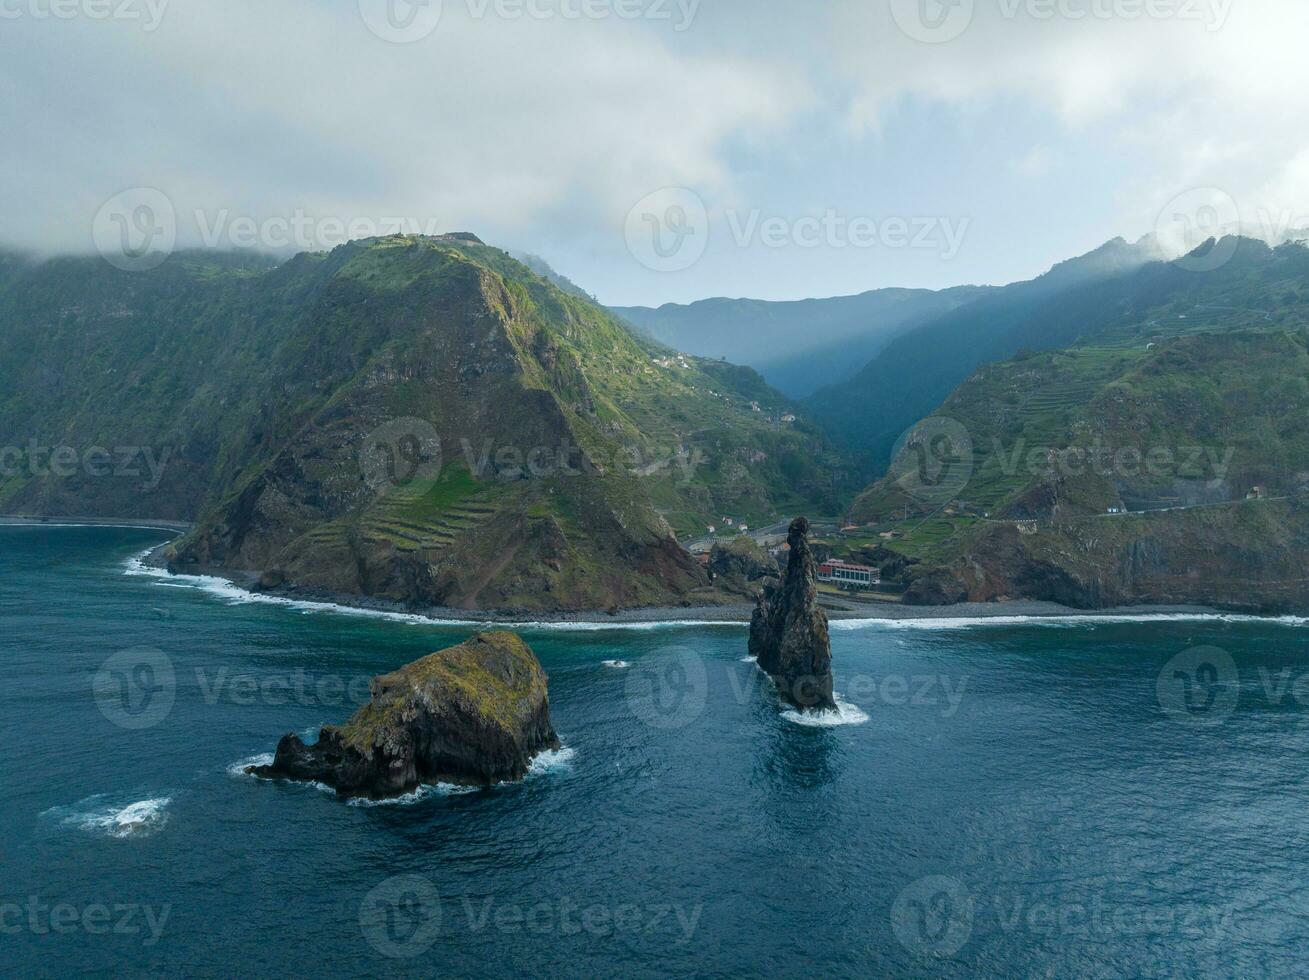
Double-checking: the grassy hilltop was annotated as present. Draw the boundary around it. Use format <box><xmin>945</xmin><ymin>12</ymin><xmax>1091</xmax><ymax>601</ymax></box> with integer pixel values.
<box><xmin>0</xmin><ymin>235</ymin><xmax>850</xmax><ymax>611</ymax></box>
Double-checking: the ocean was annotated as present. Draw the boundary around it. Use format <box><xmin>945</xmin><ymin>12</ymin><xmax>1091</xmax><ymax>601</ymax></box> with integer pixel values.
<box><xmin>3</xmin><ymin>525</ymin><xmax>1307</xmax><ymax>976</ymax></box>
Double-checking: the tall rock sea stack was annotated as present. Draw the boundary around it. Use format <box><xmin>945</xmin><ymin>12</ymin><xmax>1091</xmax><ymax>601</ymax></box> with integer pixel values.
<box><xmin>748</xmin><ymin>517</ymin><xmax>836</xmax><ymax>711</ymax></box>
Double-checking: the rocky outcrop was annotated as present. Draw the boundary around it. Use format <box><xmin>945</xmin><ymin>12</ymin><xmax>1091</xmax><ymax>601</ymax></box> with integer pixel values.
<box><xmin>901</xmin><ymin>498</ymin><xmax>1309</xmax><ymax>614</ymax></box>
<box><xmin>708</xmin><ymin>536</ymin><xmax>780</xmax><ymax>591</ymax></box>
<box><xmin>748</xmin><ymin>517</ymin><xmax>836</xmax><ymax>711</ymax></box>
<box><xmin>902</xmin><ymin>566</ymin><xmax>970</xmax><ymax>606</ymax></box>
<box><xmin>248</xmin><ymin>632</ymin><xmax>560</xmax><ymax>799</ymax></box>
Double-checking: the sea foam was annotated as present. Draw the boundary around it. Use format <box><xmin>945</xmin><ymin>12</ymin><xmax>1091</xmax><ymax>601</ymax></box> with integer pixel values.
<box><xmin>42</xmin><ymin>794</ymin><xmax>173</xmax><ymax>839</ymax></box>
<box><xmin>126</xmin><ymin>548</ymin><xmax>1308</xmax><ymax>634</ymax></box>
<box><xmin>226</xmin><ymin>753</ymin><xmax>274</xmax><ymax>778</ymax></box>
<box><xmin>527</xmin><ymin>745</ymin><xmax>577</xmax><ymax>777</ymax></box>
<box><xmin>830</xmin><ymin>612</ymin><xmax>1309</xmax><ymax>631</ymax></box>
<box><xmin>781</xmin><ymin>695</ymin><xmax>870</xmax><ymax>727</ymax></box>
<box><xmin>125</xmin><ymin>548</ymin><xmax>736</xmax><ymax>631</ymax></box>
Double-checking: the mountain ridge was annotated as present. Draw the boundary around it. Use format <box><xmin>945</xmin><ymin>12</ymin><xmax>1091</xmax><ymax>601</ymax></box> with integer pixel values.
<box><xmin>613</xmin><ymin>284</ymin><xmax>990</xmax><ymax>398</ymax></box>
<box><xmin>0</xmin><ymin>235</ymin><xmax>849</xmax><ymax>612</ymax></box>
<box><xmin>834</xmin><ymin>238</ymin><xmax>1309</xmax><ymax>612</ymax></box>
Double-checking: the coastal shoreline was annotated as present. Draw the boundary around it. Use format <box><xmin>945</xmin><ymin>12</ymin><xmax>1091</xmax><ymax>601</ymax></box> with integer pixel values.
<box><xmin>4</xmin><ymin>518</ymin><xmax>1287</xmax><ymax>626</ymax></box>
<box><xmin>134</xmin><ymin>541</ymin><xmax>1246</xmax><ymax>626</ymax></box>
<box><xmin>0</xmin><ymin>515</ymin><xmax>193</xmax><ymax>533</ymax></box>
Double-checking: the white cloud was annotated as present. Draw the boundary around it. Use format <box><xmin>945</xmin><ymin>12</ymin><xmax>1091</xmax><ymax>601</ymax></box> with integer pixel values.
<box><xmin>830</xmin><ymin>0</ymin><xmax>1309</xmax><ymax>241</ymax></box>
<box><xmin>0</xmin><ymin>0</ymin><xmax>807</xmax><ymax>256</ymax></box>
<box><xmin>1012</xmin><ymin>146</ymin><xmax>1055</xmax><ymax>178</ymax></box>
<box><xmin>2</xmin><ymin>0</ymin><xmax>1308</xmax><ymax>302</ymax></box>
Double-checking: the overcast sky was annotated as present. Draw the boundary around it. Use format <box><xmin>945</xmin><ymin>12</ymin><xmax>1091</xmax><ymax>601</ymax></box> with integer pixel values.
<box><xmin>4</xmin><ymin>0</ymin><xmax>1308</xmax><ymax>304</ymax></box>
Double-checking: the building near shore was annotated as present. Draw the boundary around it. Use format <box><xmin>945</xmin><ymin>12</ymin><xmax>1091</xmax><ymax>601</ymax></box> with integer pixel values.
<box><xmin>817</xmin><ymin>560</ymin><xmax>877</xmax><ymax>589</ymax></box>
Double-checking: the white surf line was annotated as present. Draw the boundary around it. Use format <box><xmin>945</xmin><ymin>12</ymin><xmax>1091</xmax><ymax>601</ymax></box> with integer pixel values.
<box><xmin>1</xmin><ymin>522</ymin><xmax>185</xmax><ymax>534</ymax></box>
<box><xmin>122</xmin><ymin>548</ymin><xmax>741</xmax><ymax>631</ymax></box>
<box><xmin>120</xmin><ymin>547</ymin><xmax>1308</xmax><ymax>633</ymax></box>
<box><xmin>831</xmin><ymin>612</ymin><xmax>1309</xmax><ymax>630</ymax></box>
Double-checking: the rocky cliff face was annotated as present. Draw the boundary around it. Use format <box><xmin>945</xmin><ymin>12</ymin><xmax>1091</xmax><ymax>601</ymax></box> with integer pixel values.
<box><xmin>852</xmin><ymin>316</ymin><xmax>1309</xmax><ymax>614</ymax></box>
<box><xmin>707</xmin><ymin>536</ymin><xmax>780</xmax><ymax>592</ymax></box>
<box><xmin>904</xmin><ymin>499</ymin><xmax>1309</xmax><ymax>614</ymax></box>
<box><xmin>0</xmin><ymin>235</ymin><xmax>847</xmax><ymax>613</ymax></box>
<box><xmin>249</xmin><ymin>632</ymin><xmax>560</xmax><ymax>799</ymax></box>
<box><xmin>748</xmin><ymin>517</ymin><xmax>836</xmax><ymax>711</ymax></box>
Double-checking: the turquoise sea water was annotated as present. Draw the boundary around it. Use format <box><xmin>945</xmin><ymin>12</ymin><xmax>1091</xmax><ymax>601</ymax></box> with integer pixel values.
<box><xmin>3</xmin><ymin>525</ymin><xmax>1309</xmax><ymax>977</ymax></box>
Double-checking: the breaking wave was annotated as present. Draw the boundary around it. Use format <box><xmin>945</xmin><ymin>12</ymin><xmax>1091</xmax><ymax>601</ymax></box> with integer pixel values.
<box><xmin>830</xmin><ymin>612</ymin><xmax>1309</xmax><ymax>631</ymax></box>
<box><xmin>226</xmin><ymin>753</ymin><xmax>274</xmax><ymax>778</ymax></box>
<box><xmin>42</xmin><ymin>794</ymin><xmax>173</xmax><ymax>839</ymax></box>
<box><xmin>781</xmin><ymin>695</ymin><xmax>870</xmax><ymax>727</ymax></box>
<box><xmin>527</xmin><ymin>745</ymin><xmax>577</xmax><ymax>777</ymax></box>
<box><xmin>124</xmin><ymin>549</ymin><xmax>737</xmax><ymax>632</ymax></box>
<box><xmin>126</xmin><ymin>548</ymin><xmax>1307</xmax><ymax>635</ymax></box>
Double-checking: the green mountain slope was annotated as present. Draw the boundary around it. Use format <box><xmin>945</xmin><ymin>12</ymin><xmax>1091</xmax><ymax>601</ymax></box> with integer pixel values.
<box><xmin>0</xmin><ymin>235</ymin><xmax>848</xmax><ymax>612</ymax></box>
<box><xmin>839</xmin><ymin>243</ymin><xmax>1309</xmax><ymax>612</ymax></box>
<box><xmin>804</xmin><ymin>235</ymin><xmax>1168</xmax><ymax>468</ymax></box>
<box><xmin>613</xmin><ymin>285</ymin><xmax>989</xmax><ymax>398</ymax></box>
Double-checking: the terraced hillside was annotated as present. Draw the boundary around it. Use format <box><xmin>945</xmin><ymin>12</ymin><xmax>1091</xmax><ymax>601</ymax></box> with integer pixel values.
<box><xmin>843</xmin><ymin>323</ymin><xmax>1309</xmax><ymax>613</ymax></box>
<box><xmin>0</xmin><ymin>235</ymin><xmax>848</xmax><ymax>612</ymax></box>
